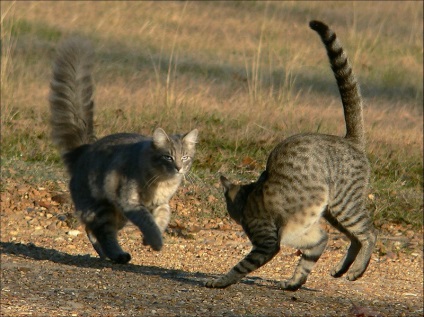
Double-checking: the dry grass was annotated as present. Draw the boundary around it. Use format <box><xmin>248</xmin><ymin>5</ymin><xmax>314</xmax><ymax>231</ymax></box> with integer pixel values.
<box><xmin>1</xmin><ymin>1</ymin><xmax>422</xmax><ymax>227</ymax></box>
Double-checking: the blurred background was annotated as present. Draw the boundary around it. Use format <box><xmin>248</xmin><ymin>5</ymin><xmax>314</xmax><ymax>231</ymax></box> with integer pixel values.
<box><xmin>1</xmin><ymin>1</ymin><xmax>422</xmax><ymax>228</ymax></box>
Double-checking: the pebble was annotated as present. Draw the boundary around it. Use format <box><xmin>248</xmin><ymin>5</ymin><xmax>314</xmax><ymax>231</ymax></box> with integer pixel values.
<box><xmin>46</xmin><ymin>222</ymin><xmax>57</xmax><ymax>230</ymax></box>
<box><xmin>67</xmin><ymin>230</ymin><xmax>81</xmax><ymax>236</ymax></box>
<box><xmin>28</xmin><ymin>218</ymin><xmax>39</xmax><ymax>225</ymax></box>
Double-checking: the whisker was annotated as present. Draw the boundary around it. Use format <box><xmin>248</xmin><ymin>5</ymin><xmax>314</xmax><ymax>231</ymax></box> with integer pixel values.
<box><xmin>145</xmin><ymin>175</ymin><xmax>159</xmax><ymax>189</ymax></box>
<box><xmin>182</xmin><ymin>171</ymin><xmax>224</xmax><ymax>197</ymax></box>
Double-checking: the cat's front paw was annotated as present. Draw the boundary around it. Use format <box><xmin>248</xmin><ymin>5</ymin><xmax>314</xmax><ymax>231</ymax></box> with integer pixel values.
<box><xmin>205</xmin><ymin>277</ymin><xmax>233</xmax><ymax>289</ymax></box>
<box><xmin>143</xmin><ymin>235</ymin><xmax>163</xmax><ymax>251</ymax></box>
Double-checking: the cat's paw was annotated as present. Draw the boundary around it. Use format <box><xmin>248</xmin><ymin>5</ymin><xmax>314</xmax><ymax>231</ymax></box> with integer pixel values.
<box><xmin>111</xmin><ymin>252</ymin><xmax>131</xmax><ymax>264</ymax></box>
<box><xmin>278</xmin><ymin>280</ymin><xmax>302</xmax><ymax>291</ymax></box>
<box><xmin>205</xmin><ymin>277</ymin><xmax>232</xmax><ymax>289</ymax></box>
<box><xmin>143</xmin><ymin>236</ymin><xmax>163</xmax><ymax>251</ymax></box>
<box><xmin>330</xmin><ymin>267</ymin><xmax>345</xmax><ymax>278</ymax></box>
<box><xmin>345</xmin><ymin>269</ymin><xmax>364</xmax><ymax>281</ymax></box>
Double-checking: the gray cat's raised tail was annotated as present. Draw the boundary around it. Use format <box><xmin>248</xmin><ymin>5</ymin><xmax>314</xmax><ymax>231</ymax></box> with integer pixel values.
<box><xmin>49</xmin><ymin>37</ymin><xmax>96</xmax><ymax>159</ymax></box>
<box><xmin>309</xmin><ymin>20</ymin><xmax>365</xmax><ymax>147</ymax></box>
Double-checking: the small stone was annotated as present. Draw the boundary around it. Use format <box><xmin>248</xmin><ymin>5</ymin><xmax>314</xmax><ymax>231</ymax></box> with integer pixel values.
<box><xmin>51</xmin><ymin>194</ymin><xmax>69</xmax><ymax>204</ymax></box>
<box><xmin>28</xmin><ymin>218</ymin><xmax>40</xmax><ymax>226</ymax></box>
<box><xmin>46</xmin><ymin>222</ymin><xmax>57</xmax><ymax>230</ymax></box>
<box><xmin>67</xmin><ymin>230</ymin><xmax>81</xmax><ymax>236</ymax></box>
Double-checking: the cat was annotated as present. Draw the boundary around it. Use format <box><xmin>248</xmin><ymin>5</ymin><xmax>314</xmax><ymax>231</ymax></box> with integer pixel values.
<box><xmin>49</xmin><ymin>37</ymin><xmax>198</xmax><ymax>264</ymax></box>
<box><xmin>206</xmin><ymin>20</ymin><xmax>377</xmax><ymax>291</ymax></box>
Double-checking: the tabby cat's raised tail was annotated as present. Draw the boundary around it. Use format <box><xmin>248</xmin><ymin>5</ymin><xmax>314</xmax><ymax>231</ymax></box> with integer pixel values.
<box><xmin>49</xmin><ymin>37</ymin><xmax>96</xmax><ymax>159</ymax></box>
<box><xmin>309</xmin><ymin>20</ymin><xmax>365</xmax><ymax>147</ymax></box>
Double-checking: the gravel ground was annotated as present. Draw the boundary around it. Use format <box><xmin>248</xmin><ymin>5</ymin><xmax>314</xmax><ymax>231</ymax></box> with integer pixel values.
<box><xmin>1</xmin><ymin>176</ymin><xmax>423</xmax><ymax>316</ymax></box>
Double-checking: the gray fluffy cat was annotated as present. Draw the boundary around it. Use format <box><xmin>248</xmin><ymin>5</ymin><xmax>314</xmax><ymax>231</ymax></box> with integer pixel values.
<box><xmin>49</xmin><ymin>37</ymin><xmax>198</xmax><ymax>264</ymax></box>
<box><xmin>206</xmin><ymin>21</ymin><xmax>377</xmax><ymax>290</ymax></box>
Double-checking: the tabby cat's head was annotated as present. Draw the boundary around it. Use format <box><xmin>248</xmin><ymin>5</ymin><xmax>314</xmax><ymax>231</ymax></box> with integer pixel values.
<box><xmin>220</xmin><ymin>172</ymin><xmax>268</xmax><ymax>224</ymax></box>
<box><xmin>151</xmin><ymin>128</ymin><xmax>198</xmax><ymax>178</ymax></box>
<box><xmin>220</xmin><ymin>175</ymin><xmax>252</xmax><ymax>225</ymax></box>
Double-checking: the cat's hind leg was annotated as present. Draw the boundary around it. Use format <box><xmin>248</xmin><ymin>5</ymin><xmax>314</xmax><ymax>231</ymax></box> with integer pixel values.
<box><xmin>279</xmin><ymin>223</ymin><xmax>328</xmax><ymax>291</ymax></box>
<box><xmin>324</xmin><ymin>209</ymin><xmax>360</xmax><ymax>277</ymax></box>
<box><xmin>205</xmin><ymin>220</ymin><xmax>280</xmax><ymax>288</ymax></box>
<box><xmin>85</xmin><ymin>228</ymin><xmax>107</xmax><ymax>259</ymax></box>
<box><xmin>345</xmin><ymin>226</ymin><xmax>376</xmax><ymax>281</ymax></box>
<box><xmin>83</xmin><ymin>203</ymin><xmax>131</xmax><ymax>264</ymax></box>
<box><xmin>325</xmin><ymin>207</ymin><xmax>376</xmax><ymax>280</ymax></box>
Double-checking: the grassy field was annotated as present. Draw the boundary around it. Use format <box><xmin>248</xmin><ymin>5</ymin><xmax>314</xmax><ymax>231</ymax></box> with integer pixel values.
<box><xmin>1</xmin><ymin>1</ymin><xmax>422</xmax><ymax>228</ymax></box>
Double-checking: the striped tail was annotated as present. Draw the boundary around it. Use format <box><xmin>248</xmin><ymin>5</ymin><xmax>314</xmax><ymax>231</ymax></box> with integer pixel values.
<box><xmin>49</xmin><ymin>37</ymin><xmax>96</xmax><ymax>157</ymax></box>
<box><xmin>309</xmin><ymin>20</ymin><xmax>365</xmax><ymax>147</ymax></box>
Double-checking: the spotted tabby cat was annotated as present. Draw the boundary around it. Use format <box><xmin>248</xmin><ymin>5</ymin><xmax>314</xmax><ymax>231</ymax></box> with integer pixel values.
<box><xmin>49</xmin><ymin>37</ymin><xmax>198</xmax><ymax>264</ymax></box>
<box><xmin>206</xmin><ymin>20</ymin><xmax>377</xmax><ymax>290</ymax></box>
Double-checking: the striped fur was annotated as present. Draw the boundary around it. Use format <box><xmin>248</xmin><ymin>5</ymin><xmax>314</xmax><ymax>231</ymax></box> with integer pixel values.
<box><xmin>206</xmin><ymin>21</ymin><xmax>376</xmax><ymax>290</ymax></box>
<box><xmin>49</xmin><ymin>37</ymin><xmax>198</xmax><ymax>264</ymax></box>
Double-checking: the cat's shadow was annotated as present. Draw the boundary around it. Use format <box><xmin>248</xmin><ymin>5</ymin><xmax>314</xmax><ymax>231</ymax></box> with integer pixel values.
<box><xmin>0</xmin><ymin>241</ymin><xmax>278</xmax><ymax>289</ymax></box>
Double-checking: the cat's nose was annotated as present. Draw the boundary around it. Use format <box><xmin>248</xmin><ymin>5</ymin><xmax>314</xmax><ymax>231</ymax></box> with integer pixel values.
<box><xmin>175</xmin><ymin>163</ymin><xmax>184</xmax><ymax>174</ymax></box>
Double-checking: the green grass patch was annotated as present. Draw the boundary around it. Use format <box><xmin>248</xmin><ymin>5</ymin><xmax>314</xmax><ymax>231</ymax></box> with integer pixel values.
<box><xmin>10</xmin><ymin>18</ymin><xmax>62</xmax><ymax>41</ymax></box>
<box><xmin>369</xmin><ymin>155</ymin><xmax>423</xmax><ymax>228</ymax></box>
<box><xmin>1</xmin><ymin>1</ymin><xmax>422</xmax><ymax>229</ymax></box>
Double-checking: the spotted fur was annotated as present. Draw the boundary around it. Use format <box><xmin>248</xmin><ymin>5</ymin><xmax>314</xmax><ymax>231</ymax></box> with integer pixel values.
<box><xmin>206</xmin><ymin>21</ymin><xmax>377</xmax><ymax>291</ymax></box>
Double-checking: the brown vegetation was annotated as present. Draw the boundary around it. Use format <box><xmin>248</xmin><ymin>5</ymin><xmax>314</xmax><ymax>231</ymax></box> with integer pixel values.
<box><xmin>1</xmin><ymin>1</ymin><xmax>422</xmax><ymax>316</ymax></box>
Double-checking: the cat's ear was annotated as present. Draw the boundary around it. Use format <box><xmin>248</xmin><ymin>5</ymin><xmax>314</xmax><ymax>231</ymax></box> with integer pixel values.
<box><xmin>153</xmin><ymin>128</ymin><xmax>170</xmax><ymax>148</ymax></box>
<box><xmin>183</xmin><ymin>129</ymin><xmax>198</xmax><ymax>149</ymax></box>
<box><xmin>220</xmin><ymin>175</ymin><xmax>232</xmax><ymax>192</ymax></box>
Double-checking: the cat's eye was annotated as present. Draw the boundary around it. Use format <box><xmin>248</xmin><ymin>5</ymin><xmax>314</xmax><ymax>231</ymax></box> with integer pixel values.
<box><xmin>162</xmin><ymin>155</ymin><xmax>173</xmax><ymax>161</ymax></box>
<box><xmin>181</xmin><ymin>155</ymin><xmax>190</xmax><ymax>161</ymax></box>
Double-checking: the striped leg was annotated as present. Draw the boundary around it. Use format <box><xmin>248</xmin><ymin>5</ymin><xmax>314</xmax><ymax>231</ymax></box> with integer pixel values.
<box><xmin>279</xmin><ymin>224</ymin><xmax>328</xmax><ymax>291</ymax></box>
<box><xmin>345</xmin><ymin>227</ymin><xmax>376</xmax><ymax>281</ymax></box>
<box><xmin>326</xmin><ymin>206</ymin><xmax>377</xmax><ymax>280</ymax></box>
<box><xmin>324</xmin><ymin>209</ymin><xmax>360</xmax><ymax>277</ymax></box>
<box><xmin>343</xmin><ymin>211</ymin><xmax>376</xmax><ymax>280</ymax></box>
<box><xmin>206</xmin><ymin>221</ymin><xmax>280</xmax><ymax>288</ymax></box>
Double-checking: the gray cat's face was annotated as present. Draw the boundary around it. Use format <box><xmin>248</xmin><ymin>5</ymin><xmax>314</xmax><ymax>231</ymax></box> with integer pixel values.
<box><xmin>151</xmin><ymin>128</ymin><xmax>198</xmax><ymax>178</ymax></box>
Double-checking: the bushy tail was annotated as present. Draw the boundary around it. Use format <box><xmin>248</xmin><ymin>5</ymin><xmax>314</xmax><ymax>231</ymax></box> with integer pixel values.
<box><xmin>49</xmin><ymin>37</ymin><xmax>96</xmax><ymax>157</ymax></box>
<box><xmin>309</xmin><ymin>20</ymin><xmax>365</xmax><ymax>147</ymax></box>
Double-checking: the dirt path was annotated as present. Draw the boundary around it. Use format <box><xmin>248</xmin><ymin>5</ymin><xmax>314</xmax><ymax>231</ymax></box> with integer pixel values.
<box><xmin>1</xmin><ymin>179</ymin><xmax>423</xmax><ymax>316</ymax></box>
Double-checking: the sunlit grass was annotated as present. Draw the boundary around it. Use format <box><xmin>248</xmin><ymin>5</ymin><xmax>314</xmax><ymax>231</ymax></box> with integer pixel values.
<box><xmin>1</xmin><ymin>1</ymin><xmax>422</xmax><ymax>227</ymax></box>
